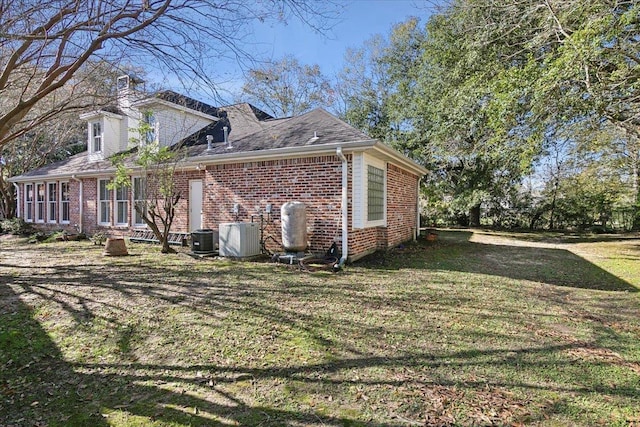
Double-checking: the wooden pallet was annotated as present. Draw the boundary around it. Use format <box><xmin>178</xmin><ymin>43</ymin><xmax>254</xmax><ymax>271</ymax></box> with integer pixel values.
<box><xmin>129</xmin><ymin>229</ymin><xmax>189</xmax><ymax>246</ymax></box>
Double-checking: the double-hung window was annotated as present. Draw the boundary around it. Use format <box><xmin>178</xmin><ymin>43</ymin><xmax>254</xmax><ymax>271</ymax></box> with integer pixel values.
<box><xmin>92</xmin><ymin>122</ymin><xmax>102</xmax><ymax>153</ymax></box>
<box><xmin>98</xmin><ymin>179</ymin><xmax>112</xmax><ymax>225</ymax></box>
<box><xmin>143</xmin><ymin>112</ymin><xmax>157</xmax><ymax>145</ymax></box>
<box><xmin>47</xmin><ymin>182</ymin><xmax>57</xmax><ymax>223</ymax></box>
<box><xmin>115</xmin><ymin>185</ymin><xmax>129</xmax><ymax>225</ymax></box>
<box><xmin>25</xmin><ymin>184</ymin><xmax>34</xmax><ymax>222</ymax></box>
<box><xmin>133</xmin><ymin>177</ymin><xmax>146</xmax><ymax>226</ymax></box>
<box><xmin>36</xmin><ymin>183</ymin><xmax>45</xmax><ymax>222</ymax></box>
<box><xmin>60</xmin><ymin>182</ymin><xmax>70</xmax><ymax>223</ymax></box>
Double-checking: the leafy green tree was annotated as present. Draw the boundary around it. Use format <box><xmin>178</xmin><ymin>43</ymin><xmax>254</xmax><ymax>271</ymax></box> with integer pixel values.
<box><xmin>335</xmin><ymin>35</ymin><xmax>398</xmax><ymax>142</ymax></box>
<box><xmin>380</xmin><ymin>12</ymin><xmax>537</xmax><ymax>226</ymax></box>
<box><xmin>480</xmin><ymin>0</ymin><xmax>640</xmax><ymax>226</ymax></box>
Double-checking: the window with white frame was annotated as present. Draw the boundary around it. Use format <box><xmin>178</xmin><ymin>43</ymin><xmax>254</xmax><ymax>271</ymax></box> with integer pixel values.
<box><xmin>60</xmin><ymin>182</ymin><xmax>70</xmax><ymax>223</ymax></box>
<box><xmin>47</xmin><ymin>182</ymin><xmax>57</xmax><ymax>223</ymax></box>
<box><xmin>25</xmin><ymin>184</ymin><xmax>34</xmax><ymax>222</ymax></box>
<box><xmin>92</xmin><ymin>122</ymin><xmax>102</xmax><ymax>153</ymax></box>
<box><xmin>115</xmin><ymin>184</ymin><xmax>129</xmax><ymax>225</ymax></box>
<box><xmin>143</xmin><ymin>111</ymin><xmax>157</xmax><ymax>145</ymax></box>
<box><xmin>36</xmin><ymin>183</ymin><xmax>45</xmax><ymax>222</ymax></box>
<box><xmin>367</xmin><ymin>165</ymin><xmax>385</xmax><ymax>222</ymax></box>
<box><xmin>133</xmin><ymin>177</ymin><xmax>146</xmax><ymax>226</ymax></box>
<box><xmin>98</xmin><ymin>179</ymin><xmax>112</xmax><ymax>224</ymax></box>
<box><xmin>352</xmin><ymin>153</ymin><xmax>387</xmax><ymax>229</ymax></box>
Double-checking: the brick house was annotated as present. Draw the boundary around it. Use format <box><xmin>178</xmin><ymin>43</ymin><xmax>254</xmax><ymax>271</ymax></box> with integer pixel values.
<box><xmin>9</xmin><ymin>76</ymin><xmax>426</xmax><ymax>262</ymax></box>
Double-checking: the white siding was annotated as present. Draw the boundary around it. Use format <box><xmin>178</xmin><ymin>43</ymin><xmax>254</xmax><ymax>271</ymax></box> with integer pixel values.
<box><xmin>153</xmin><ymin>108</ymin><xmax>211</xmax><ymax>147</ymax></box>
<box><xmin>102</xmin><ymin>116</ymin><xmax>122</xmax><ymax>157</ymax></box>
<box><xmin>352</xmin><ymin>153</ymin><xmax>365</xmax><ymax>229</ymax></box>
<box><xmin>87</xmin><ymin>115</ymin><xmax>122</xmax><ymax>162</ymax></box>
<box><xmin>352</xmin><ymin>152</ymin><xmax>387</xmax><ymax>229</ymax></box>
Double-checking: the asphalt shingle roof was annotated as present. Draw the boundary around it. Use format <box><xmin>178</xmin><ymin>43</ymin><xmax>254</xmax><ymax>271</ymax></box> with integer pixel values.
<box><xmin>11</xmin><ymin>99</ymin><xmax>373</xmax><ymax>181</ymax></box>
<box><xmin>187</xmin><ymin>108</ymin><xmax>371</xmax><ymax>157</ymax></box>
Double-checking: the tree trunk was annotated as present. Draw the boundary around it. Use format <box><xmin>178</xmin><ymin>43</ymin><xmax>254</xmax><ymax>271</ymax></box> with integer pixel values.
<box><xmin>0</xmin><ymin>175</ymin><xmax>16</xmax><ymax>219</ymax></box>
<box><xmin>161</xmin><ymin>238</ymin><xmax>175</xmax><ymax>254</ymax></box>
<box><xmin>529</xmin><ymin>210</ymin><xmax>543</xmax><ymax>230</ymax></box>
<box><xmin>548</xmin><ymin>176</ymin><xmax>561</xmax><ymax>230</ymax></box>
<box><xmin>469</xmin><ymin>204</ymin><xmax>481</xmax><ymax>227</ymax></box>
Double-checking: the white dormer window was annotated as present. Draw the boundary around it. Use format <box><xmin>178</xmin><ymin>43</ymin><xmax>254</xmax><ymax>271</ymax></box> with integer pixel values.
<box><xmin>143</xmin><ymin>111</ymin><xmax>157</xmax><ymax>145</ymax></box>
<box><xmin>92</xmin><ymin>122</ymin><xmax>103</xmax><ymax>152</ymax></box>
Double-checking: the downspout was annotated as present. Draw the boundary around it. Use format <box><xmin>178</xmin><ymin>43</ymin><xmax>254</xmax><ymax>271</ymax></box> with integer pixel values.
<box><xmin>335</xmin><ymin>147</ymin><xmax>348</xmax><ymax>269</ymax></box>
<box><xmin>12</xmin><ymin>183</ymin><xmax>20</xmax><ymax>218</ymax></box>
<box><xmin>71</xmin><ymin>175</ymin><xmax>83</xmax><ymax>233</ymax></box>
<box><xmin>415</xmin><ymin>176</ymin><xmax>421</xmax><ymax>241</ymax></box>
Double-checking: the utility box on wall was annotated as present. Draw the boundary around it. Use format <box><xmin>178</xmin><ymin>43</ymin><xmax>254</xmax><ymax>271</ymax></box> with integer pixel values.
<box><xmin>218</xmin><ymin>222</ymin><xmax>260</xmax><ymax>258</ymax></box>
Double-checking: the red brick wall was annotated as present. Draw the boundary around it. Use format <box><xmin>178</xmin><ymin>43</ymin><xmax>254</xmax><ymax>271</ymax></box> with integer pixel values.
<box><xmin>386</xmin><ymin>164</ymin><xmax>419</xmax><ymax>247</ymax></box>
<box><xmin>16</xmin><ymin>154</ymin><xmax>421</xmax><ymax>261</ymax></box>
<box><xmin>347</xmin><ymin>163</ymin><xmax>419</xmax><ymax>260</ymax></box>
<box><xmin>83</xmin><ymin>178</ymin><xmax>98</xmax><ymax>234</ymax></box>
<box><xmin>172</xmin><ymin>170</ymin><xmax>205</xmax><ymax>233</ymax></box>
<box><xmin>202</xmin><ymin>156</ymin><xmax>343</xmax><ymax>254</ymax></box>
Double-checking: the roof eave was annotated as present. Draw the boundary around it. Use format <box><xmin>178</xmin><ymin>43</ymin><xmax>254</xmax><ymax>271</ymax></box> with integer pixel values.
<box><xmin>79</xmin><ymin>110</ymin><xmax>124</xmax><ymax>120</ymax></box>
<box><xmin>9</xmin><ymin>139</ymin><xmax>427</xmax><ymax>182</ymax></box>
<box><xmin>189</xmin><ymin>139</ymin><xmax>427</xmax><ymax>176</ymax></box>
<box><xmin>192</xmin><ymin>139</ymin><xmax>378</xmax><ymax>165</ymax></box>
<box><xmin>369</xmin><ymin>141</ymin><xmax>428</xmax><ymax>176</ymax></box>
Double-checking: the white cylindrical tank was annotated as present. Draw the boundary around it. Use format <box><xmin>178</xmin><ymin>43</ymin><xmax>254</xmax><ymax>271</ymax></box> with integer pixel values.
<box><xmin>281</xmin><ymin>201</ymin><xmax>307</xmax><ymax>252</ymax></box>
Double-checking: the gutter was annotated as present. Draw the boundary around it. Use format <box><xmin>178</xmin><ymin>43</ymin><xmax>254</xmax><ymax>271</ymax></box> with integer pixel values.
<box><xmin>335</xmin><ymin>147</ymin><xmax>349</xmax><ymax>269</ymax></box>
<box><xmin>195</xmin><ymin>139</ymin><xmax>378</xmax><ymax>164</ymax></box>
<box><xmin>8</xmin><ymin>139</ymin><xmax>428</xmax><ymax>184</ymax></box>
<box><xmin>71</xmin><ymin>175</ymin><xmax>83</xmax><ymax>233</ymax></box>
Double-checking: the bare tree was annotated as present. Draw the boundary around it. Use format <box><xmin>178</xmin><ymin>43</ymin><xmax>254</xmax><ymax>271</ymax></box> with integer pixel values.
<box><xmin>0</xmin><ymin>62</ymin><xmax>131</xmax><ymax>218</ymax></box>
<box><xmin>0</xmin><ymin>0</ymin><xmax>338</xmax><ymax>151</ymax></box>
<box><xmin>242</xmin><ymin>55</ymin><xmax>333</xmax><ymax>117</ymax></box>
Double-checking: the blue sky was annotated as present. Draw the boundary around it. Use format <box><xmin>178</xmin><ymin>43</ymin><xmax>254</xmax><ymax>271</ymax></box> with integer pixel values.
<box><xmin>209</xmin><ymin>0</ymin><xmax>438</xmax><ymax>103</ymax></box>
<box><xmin>250</xmin><ymin>0</ymin><xmax>436</xmax><ymax>75</ymax></box>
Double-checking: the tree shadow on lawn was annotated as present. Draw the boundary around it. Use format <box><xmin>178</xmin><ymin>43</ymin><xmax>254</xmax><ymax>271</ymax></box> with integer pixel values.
<box><xmin>472</xmin><ymin>229</ymin><xmax>640</xmax><ymax>245</ymax></box>
<box><xmin>2</xmin><ymin>241</ymin><xmax>639</xmax><ymax>425</ymax></box>
<box><xmin>0</xmin><ymin>283</ymin><xmax>396</xmax><ymax>427</ymax></box>
<box><xmin>359</xmin><ymin>230</ymin><xmax>638</xmax><ymax>292</ymax></box>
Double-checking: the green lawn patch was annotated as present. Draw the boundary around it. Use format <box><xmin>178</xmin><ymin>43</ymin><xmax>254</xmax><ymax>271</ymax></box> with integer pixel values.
<box><xmin>1</xmin><ymin>230</ymin><xmax>639</xmax><ymax>426</ymax></box>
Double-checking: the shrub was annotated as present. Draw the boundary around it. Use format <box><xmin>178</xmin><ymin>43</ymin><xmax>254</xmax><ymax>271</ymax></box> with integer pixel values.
<box><xmin>1</xmin><ymin>218</ymin><xmax>33</xmax><ymax>235</ymax></box>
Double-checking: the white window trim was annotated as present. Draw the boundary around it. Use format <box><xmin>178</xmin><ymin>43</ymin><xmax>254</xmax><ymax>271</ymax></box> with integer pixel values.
<box><xmin>60</xmin><ymin>181</ymin><xmax>70</xmax><ymax>224</ymax></box>
<box><xmin>115</xmin><ymin>184</ymin><xmax>129</xmax><ymax>227</ymax></box>
<box><xmin>24</xmin><ymin>183</ymin><xmax>34</xmax><ymax>223</ymax></box>
<box><xmin>35</xmin><ymin>182</ymin><xmax>45</xmax><ymax>223</ymax></box>
<box><xmin>98</xmin><ymin>179</ymin><xmax>112</xmax><ymax>226</ymax></box>
<box><xmin>47</xmin><ymin>182</ymin><xmax>58</xmax><ymax>224</ymax></box>
<box><xmin>91</xmin><ymin>121</ymin><xmax>103</xmax><ymax>153</ymax></box>
<box><xmin>352</xmin><ymin>152</ymin><xmax>387</xmax><ymax>229</ymax></box>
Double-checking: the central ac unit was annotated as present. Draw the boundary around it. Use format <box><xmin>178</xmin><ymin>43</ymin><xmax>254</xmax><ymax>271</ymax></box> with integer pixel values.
<box><xmin>218</xmin><ymin>222</ymin><xmax>260</xmax><ymax>258</ymax></box>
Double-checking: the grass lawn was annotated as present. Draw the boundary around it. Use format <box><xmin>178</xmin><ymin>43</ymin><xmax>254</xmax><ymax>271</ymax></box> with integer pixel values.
<box><xmin>1</xmin><ymin>229</ymin><xmax>639</xmax><ymax>426</ymax></box>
